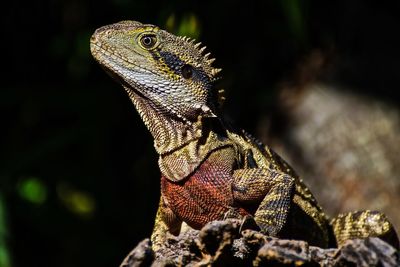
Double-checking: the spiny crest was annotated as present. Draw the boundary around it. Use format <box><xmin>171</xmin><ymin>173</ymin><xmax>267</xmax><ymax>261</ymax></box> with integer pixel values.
<box><xmin>177</xmin><ymin>35</ymin><xmax>222</xmax><ymax>81</ymax></box>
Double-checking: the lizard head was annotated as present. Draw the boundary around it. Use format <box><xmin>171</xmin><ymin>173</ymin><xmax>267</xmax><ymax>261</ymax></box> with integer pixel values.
<box><xmin>90</xmin><ymin>20</ymin><xmax>222</xmax><ymax>123</ymax></box>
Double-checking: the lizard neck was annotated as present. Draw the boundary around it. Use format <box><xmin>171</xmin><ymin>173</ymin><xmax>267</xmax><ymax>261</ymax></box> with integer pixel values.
<box><xmin>125</xmin><ymin>86</ymin><xmax>204</xmax><ymax>155</ymax></box>
<box><xmin>125</xmin><ymin>86</ymin><xmax>233</xmax><ymax>182</ymax></box>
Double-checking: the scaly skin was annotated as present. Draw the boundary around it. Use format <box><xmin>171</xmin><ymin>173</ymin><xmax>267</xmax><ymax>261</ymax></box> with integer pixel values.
<box><xmin>90</xmin><ymin>20</ymin><xmax>399</xmax><ymax>251</ymax></box>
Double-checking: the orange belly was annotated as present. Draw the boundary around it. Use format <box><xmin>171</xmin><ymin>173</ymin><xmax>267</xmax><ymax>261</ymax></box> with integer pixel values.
<box><xmin>161</xmin><ymin>150</ymin><xmax>249</xmax><ymax>229</ymax></box>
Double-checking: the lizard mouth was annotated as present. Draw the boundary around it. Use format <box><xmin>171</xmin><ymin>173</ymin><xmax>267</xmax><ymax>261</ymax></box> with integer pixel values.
<box><xmin>105</xmin><ymin>66</ymin><xmax>151</xmax><ymax>102</ymax></box>
<box><xmin>101</xmin><ymin>64</ymin><xmax>132</xmax><ymax>89</ymax></box>
<box><xmin>91</xmin><ymin>42</ymin><xmax>151</xmax><ymax>99</ymax></box>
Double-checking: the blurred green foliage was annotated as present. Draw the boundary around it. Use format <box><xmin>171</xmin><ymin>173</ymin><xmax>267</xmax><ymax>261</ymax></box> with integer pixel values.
<box><xmin>279</xmin><ymin>0</ymin><xmax>307</xmax><ymax>46</ymax></box>
<box><xmin>57</xmin><ymin>184</ymin><xmax>95</xmax><ymax>218</ymax></box>
<box><xmin>166</xmin><ymin>13</ymin><xmax>201</xmax><ymax>39</ymax></box>
<box><xmin>0</xmin><ymin>195</ymin><xmax>10</xmax><ymax>267</ymax></box>
<box><xmin>17</xmin><ymin>177</ymin><xmax>47</xmax><ymax>205</ymax></box>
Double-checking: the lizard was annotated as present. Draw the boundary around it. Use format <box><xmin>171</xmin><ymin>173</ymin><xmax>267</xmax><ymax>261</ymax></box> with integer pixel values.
<box><xmin>90</xmin><ymin>20</ymin><xmax>399</xmax><ymax>251</ymax></box>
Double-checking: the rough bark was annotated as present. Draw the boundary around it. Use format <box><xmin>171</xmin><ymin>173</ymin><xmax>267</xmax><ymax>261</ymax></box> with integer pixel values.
<box><xmin>120</xmin><ymin>219</ymin><xmax>399</xmax><ymax>267</ymax></box>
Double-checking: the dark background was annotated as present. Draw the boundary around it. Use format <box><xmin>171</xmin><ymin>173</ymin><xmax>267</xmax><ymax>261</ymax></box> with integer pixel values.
<box><xmin>1</xmin><ymin>1</ymin><xmax>400</xmax><ymax>266</ymax></box>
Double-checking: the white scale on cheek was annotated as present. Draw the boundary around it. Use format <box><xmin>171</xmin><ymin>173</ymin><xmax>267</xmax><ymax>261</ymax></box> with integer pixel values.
<box><xmin>119</xmin><ymin>71</ymin><xmax>197</xmax><ymax>125</ymax></box>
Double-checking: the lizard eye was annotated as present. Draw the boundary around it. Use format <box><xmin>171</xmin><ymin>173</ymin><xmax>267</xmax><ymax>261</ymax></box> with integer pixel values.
<box><xmin>139</xmin><ymin>34</ymin><xmax>157</xmax><ymax>49</ymax></box>
<box><xmin>181</xmin><ymin>64</ymin><xmax>193</xmax><ymax>79</ymax></box>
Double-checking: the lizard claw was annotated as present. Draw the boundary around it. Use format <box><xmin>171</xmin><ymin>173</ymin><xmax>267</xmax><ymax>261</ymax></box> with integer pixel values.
<box><xmin>222</xmin><ymin>209</ymin><xmax>260</xmax><ymax>233</ymax></box>
<box><xmin>239</xmin><ymin>215</ymin><xmax>260</xmax><ymax>234</ymax></box>
<box><xmin>223</xmin><ymin>208</ymin><xmax>241</xmax><ymax>220</ymax></box>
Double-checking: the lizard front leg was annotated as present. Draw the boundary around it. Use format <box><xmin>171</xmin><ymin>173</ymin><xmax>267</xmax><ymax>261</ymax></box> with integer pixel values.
<box><xmin>232</xmin><ymin>167</ymin><xmax>295</xmax><ymax>236</ymax></box>
<box><xmin>151</xmin><ymin>196</ymin><xmax>182</xmax><ymax>252</ymax></box>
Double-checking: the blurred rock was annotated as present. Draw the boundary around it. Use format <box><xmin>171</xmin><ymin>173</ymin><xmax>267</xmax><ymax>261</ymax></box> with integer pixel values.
<box><xmin>265</xmin><ymin>83</ymin><xmax>400</xmax><ymax>232</ymax></box>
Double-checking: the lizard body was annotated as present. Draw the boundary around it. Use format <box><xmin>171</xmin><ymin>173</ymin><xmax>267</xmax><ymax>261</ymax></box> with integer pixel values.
<box><xmin>90</xmin><ymin>20</ymin><xmax>399</xmax><ymax>251</ymax></box>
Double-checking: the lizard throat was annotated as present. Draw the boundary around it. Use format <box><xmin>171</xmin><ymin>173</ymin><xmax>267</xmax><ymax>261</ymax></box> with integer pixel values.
<box><xmin>124</xmin><ymin>85</ymin><xmax>204</xmax><ymax>155</ymax></box>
